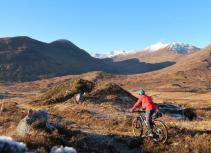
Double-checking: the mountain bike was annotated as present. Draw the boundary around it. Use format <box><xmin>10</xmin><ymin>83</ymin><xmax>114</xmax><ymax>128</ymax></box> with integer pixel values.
<box><xmin>132</xmin><ymin>110</ymin><xmax>168</xmax><ymax>144</ymax></box>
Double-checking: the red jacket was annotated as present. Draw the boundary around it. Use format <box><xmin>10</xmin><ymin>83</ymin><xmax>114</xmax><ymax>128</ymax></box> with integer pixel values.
<box><xmin>131</xmin><ymin>95</ymin><xmax>156</xmax><ymax>111</ymax></box>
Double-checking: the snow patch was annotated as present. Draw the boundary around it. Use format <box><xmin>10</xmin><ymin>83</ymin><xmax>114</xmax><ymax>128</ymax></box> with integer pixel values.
<box><xmin>144</xmin><ymin>42</ymin><xmax>169</xmax><ymax>52</ymax></box>
<box><xmin>169</xmin><ymin>42</ymin><xmax>199</xmax><ymax>54</ymax></box>
<box><xmin>91</xmin><ymin>50</ymin><xmax>127</xmax><ymax>59</ymax></box>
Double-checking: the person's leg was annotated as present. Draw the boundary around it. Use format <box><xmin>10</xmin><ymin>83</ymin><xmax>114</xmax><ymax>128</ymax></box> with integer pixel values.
<box><xmin>145</xmin><ymin>110</ymin><xmax>153</xmax><ymax>135</ymax></box>
<box><xmin>149</xmin><ymin>110</ymin><xmax>155</xmax><ymax>129</ymax></box>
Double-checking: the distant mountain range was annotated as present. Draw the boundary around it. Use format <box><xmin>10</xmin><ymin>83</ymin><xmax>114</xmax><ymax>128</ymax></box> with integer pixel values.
<box><xmin>112</xmin><ymin>42</ymin><xmax>200</xmax><ymax>63</ymax></box>
<box><xmin>0</xmin><ymin>36</ymin><xmax>175</xmax><ymax>82</ymax></box>
<box><xmin>92</xmin><ymin>42</ymin><xmax>200</xmax><ymax>63</ymax></box>
<box><xmin>92</xmin><ymin>42</ymin><xmax>199</xmax><ymax>59</ymax></box>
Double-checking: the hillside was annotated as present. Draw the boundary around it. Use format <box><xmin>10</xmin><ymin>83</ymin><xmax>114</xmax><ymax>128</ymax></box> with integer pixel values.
<box><xmin>0</xmin><ymin>36</ymin><xmax>106</xmax><ymax>81</ymax></box>
<box><xmin>145</xmin><ymin>45</ymin><xmax>211</xmax><ymax>91</ymax></box>
<box><xmin>109</xmin><ymin>45</ymin><xmax>211</xmax><ymax>92</ymax></box>
<box><xmin>113</xmin><ymin>42</ymin><xmax>200</xmax><ymax>63</ymax></box>
<box><xmin>0</xmin><ymin>36</ymin><xmax>176</xmax><ymax>82</ymax></box>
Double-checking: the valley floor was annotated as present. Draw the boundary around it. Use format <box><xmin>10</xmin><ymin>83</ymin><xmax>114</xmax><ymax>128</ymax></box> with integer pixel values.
<box><xmin>0</xmin><ymin>78</ymin><xmax>210</xmax><ymax>153</ymax></box>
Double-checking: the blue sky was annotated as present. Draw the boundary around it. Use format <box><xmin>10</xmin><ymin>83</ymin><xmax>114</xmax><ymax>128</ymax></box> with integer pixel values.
<box><xmin>0</xmin><ymin>0</ymin><xmax>211</xmax><ymax>53</ymax></box>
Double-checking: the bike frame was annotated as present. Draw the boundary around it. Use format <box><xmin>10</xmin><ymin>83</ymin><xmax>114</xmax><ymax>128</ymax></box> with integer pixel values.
<box><xmin>133</xmin><ymin>111</ymin><xmax>168</xmax><ymax>144</ymax></box>
<box><xmin>138</xmin><ymin>113</ymin><xmax>149</xmax><ymax>129</ymax></box>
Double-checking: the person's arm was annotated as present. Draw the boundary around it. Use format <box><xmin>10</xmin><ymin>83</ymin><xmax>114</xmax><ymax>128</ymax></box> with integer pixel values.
<box><xmin>154</xmin><ymin>102</ymin><xmax>160</xmax><ymax>112</ymax></box>
<box><xmin>131</xmin><ymin>97</ymin><xmax>142</xmax><ymax>112</ymax></box>
<box><xmin>156</xmin><ymin>107</ymin><xmax>160</xmax><ymax>112</ymax></box>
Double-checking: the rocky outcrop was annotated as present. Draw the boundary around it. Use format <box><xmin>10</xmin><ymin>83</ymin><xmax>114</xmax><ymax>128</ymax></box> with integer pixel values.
<box><xmin>33</xmin><ymin>79</ymin><xmax>95</xmax><ymax>105</ymax></box>
<box><xmin>17</xmin><ymin>109</ymin><xmax>63</xmax><ymax>135</ymax></box>
<box><xmin>157</xmin><ymin>102</ymin><xmax>197</xmax><ymax>120</ymax></box>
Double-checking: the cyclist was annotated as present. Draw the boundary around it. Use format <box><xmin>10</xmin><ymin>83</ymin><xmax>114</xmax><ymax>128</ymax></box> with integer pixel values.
<box><xmin>131</xmin><ymin>89</ymin><xmax>160</xmax><ymax>137</ymax></box>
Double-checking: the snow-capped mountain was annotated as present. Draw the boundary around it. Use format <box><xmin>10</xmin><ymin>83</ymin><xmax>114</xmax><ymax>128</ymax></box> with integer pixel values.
<box><xmin>91</xmin><ymin>50</ymin><xmax>127</xmax><ymax>59</ymax></box>
<box><xmin>112</xmin><ymin>42</ymin><xmax>200</xmax><ymax>63</ymax></box>
<box><xmin>144</xmin><ymin>42</ymin><xmax>199</xmax><ymax>54</ymax></box>
<box><xmin>169</xmin><ymin>42</ymin><xmax>199</xmax><ymax>53</ymax></box>
<box><xmin>92</xmin><ymin>42</ymin><xmax>199</xmax><ymax>59</ymax></box>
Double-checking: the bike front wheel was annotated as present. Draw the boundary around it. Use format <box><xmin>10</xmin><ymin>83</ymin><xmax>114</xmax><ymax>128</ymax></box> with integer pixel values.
<box><xmin>152</xmin><ymin>119</ymin><xmax>168</xmax><ymax>144</ymax></box>
<box><xmin>132</xmin><ymin>117</ymin><xmax>143</xmax><ymax>137</ymax></box>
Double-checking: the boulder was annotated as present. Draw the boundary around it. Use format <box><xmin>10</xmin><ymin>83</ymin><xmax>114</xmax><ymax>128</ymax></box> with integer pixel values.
<box><xmin>17</xmin><ymin>109</ymin><xmax>62</xmax><ymax>135</ymax></box>
<box><xmin>75</xmin><ymin>93</ymin><xmax>85</xmax><ymax>103</ymax></box>
<box><xmin>157</xmin><ymin>102</ymin><xmax>197</xmax><ymax>120</ymax></box>
<box><xmin>51</xmin><ymin>146</ymin><xmax>77</xmax><ymax>153</ymax></box>
<box><xmin>0</xmin><ymin>136</ymin><xmax>28</xmax><ymax>153</ymax></box>
<box><xmin>16</xmin><ymin>116</ymin><xmax>32</xmax><ymax>135</ymax></box>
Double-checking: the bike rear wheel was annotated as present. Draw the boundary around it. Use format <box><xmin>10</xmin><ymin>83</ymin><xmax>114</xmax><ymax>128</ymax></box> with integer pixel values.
<box><xmin>152</xmin><ymin>119</ymin><xmax>168</xmax><ymax>144</ymax></box>
<box><xmin>132</xmin><ymin>117</ymin><xmax>143</xmax><ymax>137</ymax></box>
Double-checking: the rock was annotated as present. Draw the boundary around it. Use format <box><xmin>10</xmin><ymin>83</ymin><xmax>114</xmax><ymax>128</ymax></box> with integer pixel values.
<box><xmin>75</xmin><ymin>93</ymin><xmax>85</xmax><ymax>103</ymax></box>
<box><xmin>26</xmin><ymin>109</ymin><xmax>48</xmax><ymax>125</ymax></box>
<box><xmin>16</xmin><ymin>116</ymin><xmax>32</xmax><ymax>135</ymax></box>
<box><xmin>51</xmin><ymin>146</ymin><xmax>77</xmax><ymax>153</ymax></box>
<box><xmin>17</xmin><ymin>109</ymin><xmax>63</xmax><ymax>135</ymax></box>
<box><xmin>183</xmin><ymin>108</ymin><xmax>197</xmax><ymax>120</ymax></box>
<box><xmin>157</xmin><ymin>102</ymin><xmax>197</xmax><ymax>120</ymax></box>
<box><xmin>0</xmin><ymin>136</ymin><xmax>28</xmax><ymax>153</ymax></box>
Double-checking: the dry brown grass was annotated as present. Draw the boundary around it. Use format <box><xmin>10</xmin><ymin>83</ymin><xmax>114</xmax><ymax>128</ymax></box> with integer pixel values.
<box><xmin>13</xmin><ymin>126</ymin><xmax>83</xmax><ymax>153</ymax></box>
<box><xmin>0</xmin><ymin>101</ymin><xmax>27</xmax><ymax>136</ymax></box>
<box><xmin>0</xmin><ymin>70</ymin><xmax>210</xmax><ymax>153</ymax></box>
